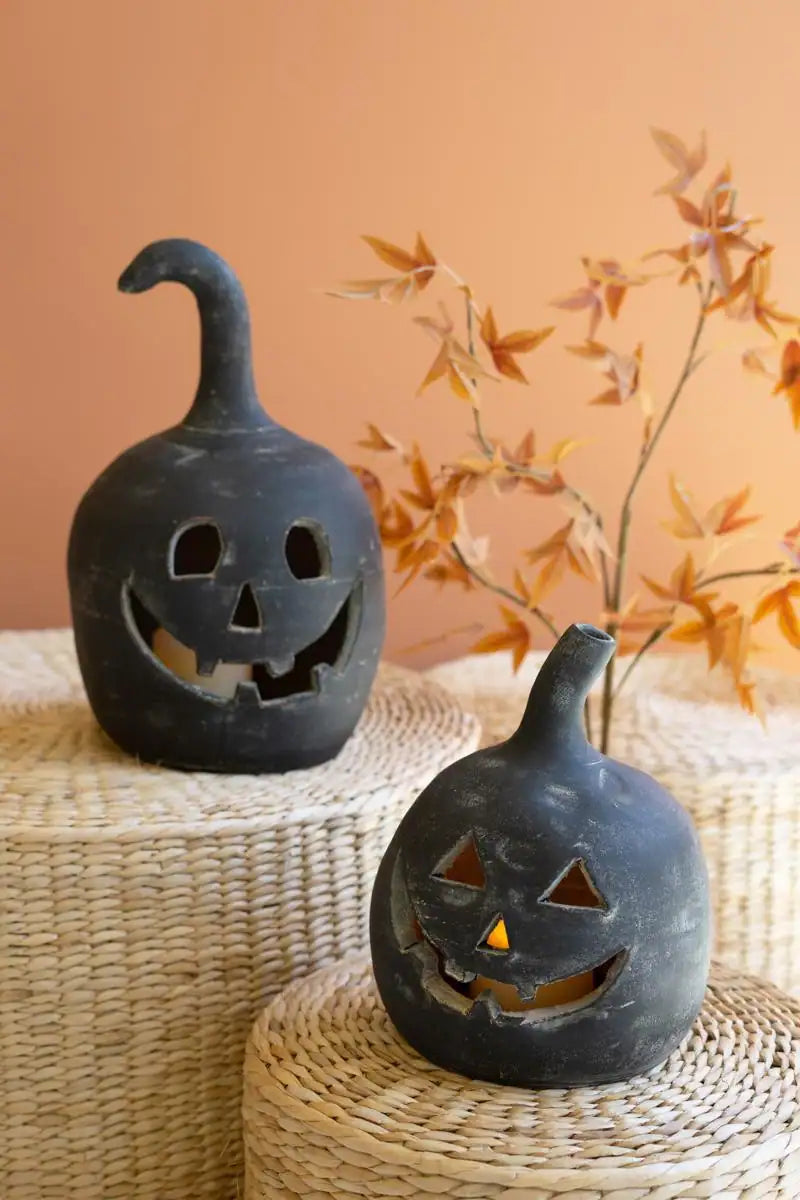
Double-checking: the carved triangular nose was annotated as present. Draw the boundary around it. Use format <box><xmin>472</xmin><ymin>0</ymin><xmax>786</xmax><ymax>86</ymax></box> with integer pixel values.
<box><xmin>229</xmin><ymin>582</ymin><xmax>262</xmax><ymax>630</ymax></box>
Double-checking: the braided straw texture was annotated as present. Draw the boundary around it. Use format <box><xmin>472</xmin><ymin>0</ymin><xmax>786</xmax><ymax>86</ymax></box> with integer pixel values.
<box><xmin>243</xmin><ymin>956</ymin><xmax>800</xmax><ymax>1199</ymax></box>
<box><xmin>427</xmin><ymin>651</ymin><xmax>800</xmax><ymax>995</ymax></box>
<box><xmin>0</xmin><ymin>629</ymin><xmax>479</xmax><ymax>1200</ymax></box>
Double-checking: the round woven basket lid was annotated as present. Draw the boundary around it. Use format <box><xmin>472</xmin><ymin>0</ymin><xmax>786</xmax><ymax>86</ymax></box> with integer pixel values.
<box><xmin>0</xmin><ymin>629</ymin><xmax>479</xmax><ymax>834</ymax></box>
<box><xmin>243</xmin><ymin>957</ymin><xmax>800</xmax><ymax>1199</ymax></box>
<box><xmin>0</xmin><ymin>630</ymin><xmax>480</xmax><ymax>1200</ymax></box>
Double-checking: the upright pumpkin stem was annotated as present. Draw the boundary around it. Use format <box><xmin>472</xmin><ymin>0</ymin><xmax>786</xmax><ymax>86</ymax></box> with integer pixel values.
<box><xmin>514</xmin><ymin>623</ymin><xmax>615</xmax><ymax>759</ymax></box>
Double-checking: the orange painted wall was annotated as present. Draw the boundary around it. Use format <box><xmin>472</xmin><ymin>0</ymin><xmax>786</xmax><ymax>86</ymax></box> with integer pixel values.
<box><xmin>2</xmin><ymin>0</ymin><xmax>799</xmax><ymax>670</ymax></box>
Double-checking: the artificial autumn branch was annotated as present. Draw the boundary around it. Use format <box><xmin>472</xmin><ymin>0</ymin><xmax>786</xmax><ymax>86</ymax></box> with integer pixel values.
<box><xmin>331</xmin><ymin>129</ymin><xmax>800</xmax><ymax>751</ymax></box>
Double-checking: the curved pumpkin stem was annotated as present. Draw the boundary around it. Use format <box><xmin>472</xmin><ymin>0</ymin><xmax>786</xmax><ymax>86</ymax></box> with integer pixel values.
<box><xmin>513</xmin><ymin>623</ymin><xmax>616</xmax><ymax>757</ymax></box>
<box><xmin>118</xmin><ymin>238</ymin><xmax>271</xmax><ymax>433</ymax></box>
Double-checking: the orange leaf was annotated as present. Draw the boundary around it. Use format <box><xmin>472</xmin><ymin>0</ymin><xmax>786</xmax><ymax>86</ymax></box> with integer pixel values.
<box><xmin>705</xmin><ymin>486</ymin><xmax>761</xmax><ymax>536</ymax></box>
<box><xmin>604</xmin><ymin>284</ymin><xmax>626</xmax><ymax>320</ymax></box>
<box><xmin>418</xmin><ymin>340</ymin><xmax>450</xmax><ymax>392</ymax></box>
<box><xmin>550</xmin><ymin>286</ymin><xmax>598</xmax><ymax>312</ymax></box>
<box><xmin>532</xmin><ymin>554</ymin><xmax>566</xmax><ymax>602</ymax></box>
<box><xmin>446</xmin><ymin>363</ymin><xmax>475</xmax><ymax>400</ymax></box>
<box><xmin>736</xmin><ymin>679</ymin><xmax>761</xmax><ymax>716</ymax></box>
<box><xmin>513</xmin><ymin>429</ymin><xmax>537</xmax><ymax>463</ymax></box>
<box><xmin>565</xmin><ymin>544</ymin><xmax>594</xmax><ymax>580</ymax></box>
<box><xmin>350</xmin><ymin>466</ymin><xmax>385</xmax><ymax>526</ymax></box>
<box><xmin>414</xmin><ymin>231</ymin><xmax>437</xmax><ymax>268</ymax></box>
<box><xmin>357</xmin><ymin>423</ymin><xmax>404</xmax><ymax>454</ymax></box>
<box><xmin>471</xmin><ymin>612</ymin><xmax>531</xmax><ymax>673</ymax></box>
<box><xmin>663</xmin><ymin>476</ymin><xmax>707</xmax><ymax>539</ymax></box>
<box><xmin>436</xmin><ymin>505</ymin><xmax>458</xmax><ymax>542</ymax></box>
<box><xmin>590</xmin><ymin>387</ymin><xmax>622</xmax><ymax>406</ymax></box>
<box><xmin>781</xmin><ymin>520</ymin><xmax>800</xmax><ymax>566</ymax></box>
<box><xmin>394</xmin><ymin>538</ymin><xmax>440</xmax><ymax>594</ymax></box>
<box><xmin>492</xmin><ymin>351</ymin><xmax>529</xmax><ymax>384</ymax></box>
<box><xmin>480</xmin><ymin>306</ymin><xmax>499</xmax><ymax>347</ymax></box>
<box><xmin>679</xmin><ymin>263</ymin><xmax>702</xmax><ymax>286</ymax></box>
<box><xmin>496</xmin><ymin>327</ymin><xmax>555</xmax><ymax>353</ymax></box>
<box><xmin>673</xmin><ymin>195</ymin><xmax>704</xmax><ymax>227</ymax></box>
<box><xmin>513</xmin><ymin>568</ymin><xmax>533</xmax><ymax>606</ymax></box>
<box><xmin>752</xmin><ymin>588</ymin><xmax>783</xmax><ymax>624</ymax></box>
<box><xmin>643</xmin><ymin>243</ymin><xmax>692</xmax><ymax>264</ymax></box>
<box><xmin>778</xmin><ymin>595</ymin><xmax>800</xmax><ymax>649</ymax></box>
<box><xmin>424</xmin><ymin>556</ymin><xmax>474</xmax><ymax>591</ymax></box>
<box><xmin>753</xmin><ymin>581</ymin><xmax>800</xmax><ymax>627</ymax></box>
<box><xmin>651</xmin><ymin>127</ymin><xmax>707</xmax><ymax>195</ymax></box>
<box><xmin>773</xmin><ymin>339</ymin><xmax>800</xmax><ymax>429</ymax></box>
<box><xmin>642</xmin><ymin>553</ymin><xmax>706</xmax><ymax>606</ymax></box>
<box><xmin>547</xmin><ymin>437</ymin><xmax>584</xmax><ymax>464</ymax></box>
<box><xmin>742</xmin><ymin>349</ymin><xmax>770</xmax><ymax>375</ymax></box>
<box><xmin>675</xmin><ymin>552</ymin><xmax>696</xmax><ymax>601</ymax></box>
<box><xmin>669</xmin><ymin>599</ymin><xmax>734</xmax><ymax>669</ymax></box>
<box><xmin>362</xmin><ymin>235</ymin><xmax>419</xmax><ymax>273</ymax></box>
<box><xmin>566</xmin><ymin>340</ymin><xmax>609</xmax><ymax>360</ymax></box>
<box><xmin>481</xmin><ymin>309</ymin><xmax>553</xmax><ymax>383</ymax></box>
<box><xmin>526</xmin><ymin>522</ymin><xmax>571</xmax><ymax>564</ymax></box>
<box><xmin>381</xmin><ymin>501</ymin><xmax>415</xmax><ymax>548</ymax></box>
<box><xmin>409</xmin><ymin>445</ymin><xmax>436</xmax><ymax>509</ymax></box>
<box><xmin>524</xmin><ymin>470</ymin><xmax>566</xmax><ymax>496</ymax></box>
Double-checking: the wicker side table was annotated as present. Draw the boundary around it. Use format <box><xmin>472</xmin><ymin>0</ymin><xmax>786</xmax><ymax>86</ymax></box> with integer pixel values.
<box><xmin>0</xmin><ymin>630</ymin><xmax>479</xmax><ymax>1200</ymax></box>
<box><xmin>243</xmin><ymin>956</ymin><xmax>800</xmax><ymax>1199</ymax></box>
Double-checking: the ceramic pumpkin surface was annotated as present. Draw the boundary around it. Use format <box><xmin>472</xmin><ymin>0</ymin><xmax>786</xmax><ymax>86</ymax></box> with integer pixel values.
<box><xmin>370</xmin><ymin>624</ymin><xmax>710</xmax><ymax>1087</ymax></box>
<box><xmin>68</xmin><ymin>238</ymin><xmax>385</xmax><ymax>773</ymax></box>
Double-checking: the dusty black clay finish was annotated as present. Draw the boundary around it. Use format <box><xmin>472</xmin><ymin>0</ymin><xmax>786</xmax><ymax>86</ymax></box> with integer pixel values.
<box><xmin>68</xmin><ymin>238</ymin><xmax>384</xmax><ymax>773</ymax></box>
<box><xmin>370</xmin><ymin>623</ymin><xmax>710</xmax><ymax>1087</ymax></box>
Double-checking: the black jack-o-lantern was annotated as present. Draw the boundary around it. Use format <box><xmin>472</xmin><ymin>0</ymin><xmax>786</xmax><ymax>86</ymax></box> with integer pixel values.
<box><xmin>68</xmin><ymin>238</ymin><xmax>385</xmax><ymax>773</ymax></box>
<box><xmin>370</xmin><ymin>623</ymin><xmax>710</xmax><ymax>1087</ymax></box>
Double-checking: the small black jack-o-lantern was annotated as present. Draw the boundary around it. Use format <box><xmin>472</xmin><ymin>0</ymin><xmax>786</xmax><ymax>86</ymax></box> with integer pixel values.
<box><xmin>68</xmin><ymin>238</ymin><xmax>385</xmax><ymax>773</ymax></box>
<box><xmin>370</xmin><ymin>623</ymin><xmax>710</xmax><ymax>1087</ymax></box>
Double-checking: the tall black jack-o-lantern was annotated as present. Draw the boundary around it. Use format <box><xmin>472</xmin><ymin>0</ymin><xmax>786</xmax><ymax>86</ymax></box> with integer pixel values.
<box><xmin>68</xmin><ymin>238</ymin><xmax>385</xmax><ymax>773</ymax></box>
<box><xmin>370</xmin><ymin>623</ymin><xmax>710</xmax><ymax>1087</ymax></box>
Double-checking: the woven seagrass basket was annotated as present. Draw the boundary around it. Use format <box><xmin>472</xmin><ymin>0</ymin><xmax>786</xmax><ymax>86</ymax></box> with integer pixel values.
<box><xmin>427</xmin><ymin>650</ymin><xmax>800</xmax><ymax>995</ymax></box>
<box><xmin>242</xmin><ymin>956</ymin><xmax>800</xmax><ymax>1200</ymax></box>
<box><xmin>0</xmin><ymin>629</ymin><xmax>479</xmax><ymax>1200</ymax></box>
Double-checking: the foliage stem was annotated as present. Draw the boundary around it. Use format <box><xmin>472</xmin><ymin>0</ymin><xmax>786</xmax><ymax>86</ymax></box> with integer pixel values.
<box><xmin>611</xmin><ymin>563</ymin><xmax>800</xmax><ymax>700</ymax></box>
<box><xmin>461</xmin><ymin>288</ymin><xmax>612</xmax><ymax>609</ymax></box>
<box><xmin>700</xmin><ymin>563</ymin><xmax>800</xmax><ymax>588</ymax></box>
<box><xmin>450</xmin><ymin>541</ymin><xmax>560</xmax><ymax>641</ymax></box>
<box><xmin>601</xmin><ymin>280</ymin><xmax>714</xmax><ymax>751</ymax></box>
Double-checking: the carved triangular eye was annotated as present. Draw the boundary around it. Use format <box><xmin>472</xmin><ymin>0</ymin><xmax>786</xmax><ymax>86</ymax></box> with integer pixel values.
<box><xmin>432</xmin><ymin>833</ymin><xmax>486</xmax><ymax>889</ymax></box>
<box><xmin>479</xmin><ymin>914</ymin><xmax>510</xmax><ymax>952</ymax></box>
<box><xmin>540</xmin><ymin>858</ymin><xmax>607</xmax><ymax>910</ymax></box>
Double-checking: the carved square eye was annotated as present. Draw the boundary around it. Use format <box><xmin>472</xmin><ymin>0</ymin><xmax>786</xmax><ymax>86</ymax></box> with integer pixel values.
<box><xmin>285</xmin><ymin>521</ymin><xmax>331</xmax><ymax>579</ymax></box>
<box><xmin>539</xmin><ymin>859</ymin><xmax>607</xmax><ymax>910</ymax></box>
<box><xmin>170</xmin><ymin>521</ymin><xmax>223</xmax><ymax>577</ymax></box>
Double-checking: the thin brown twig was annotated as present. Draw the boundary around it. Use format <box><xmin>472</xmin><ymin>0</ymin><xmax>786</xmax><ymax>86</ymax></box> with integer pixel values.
<box><xmin>461</xmin><ymin>289</ymin><xmax>613</xmax><ymax>608</ymax></box>
<box><xmin>700</xmin><ymin>563</ymin><xmax>800</xmax><ymax>588</ymax></box>
<box><xmin>600</xmin><ymin>279</ymin><xmax>715</xmax><ymax>752</ymax></box>
<box><xmin>450</xmin><ymin>541</ymin><xmax>561</xmax><ymax>641</ymax></box>
<box><xmin>613</xmin><ymin>624</ymin><xmax>671</xmax><ymax>698</ymax></box>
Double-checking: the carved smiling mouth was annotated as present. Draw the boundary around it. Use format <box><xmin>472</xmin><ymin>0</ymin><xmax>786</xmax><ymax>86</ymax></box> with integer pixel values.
<box><xmin>439</xmin><ymin>948</ymin><xmax>627</xmax><ymax>1018</ymax></box>
<box><xmin>410</xmin><ymin>936</ymin><xmax>626</xmax><ymax>1022</ymax></box>
<box><xmin>122</xmin><ymin>582</ymin><xmax>359</xmax><ymax>703</ymax></box>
